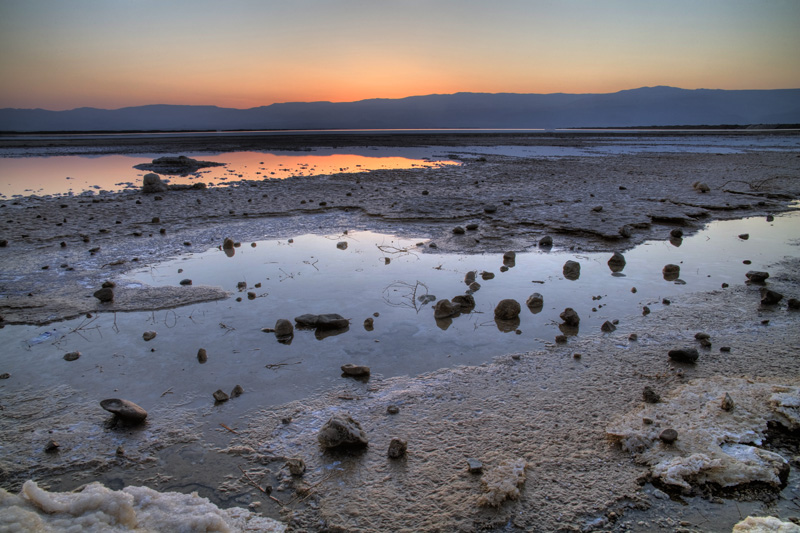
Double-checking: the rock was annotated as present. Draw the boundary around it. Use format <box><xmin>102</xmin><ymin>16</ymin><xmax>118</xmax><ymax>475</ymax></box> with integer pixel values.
<box><xmin>387</xmin><ymin>438</ymin><xmax>408</xmax><ymax>459</ymax></box>
<box><xmin>44</xmin><ymin>439</ymin><xmax>60</xmax><ymax>453</ymax></box>
<box><xmin>0</xmin><ymin>372</ymin><xmax>10</xmax><ymax>379</ymax></box>
<box><xmin>142</xmin><ymin>331</ymin><xmax>157</xmax><ymax>341</ymax></box>
<box><xmin>135</xmin><ymin>156</ymin><xmax>224</xmax><ymax>175</ymax></box>
<box><xmin>386</xmin><ymin>405</ymin><xmax>400</xmax><ymax>415</ymax></box>
<box><xmin>693</xmin><ymin>182</ymin><xmax>710</xmax><ymax>193</ymax></box>
<box><xmin>286</xmin><ymin>458</ymin><xmax>306</xmax><ymax>476</ymax></box>
<box><xmin>607</xmin><ymin>252</ymin><xmax>626</xmax><ymax>272</ymax></box>
<box><xmin>102</xmin><ymin>281</ymin><xmax>116</xmax><ymax>289</ymax></box>
<box><xmin>363</xmin><ymin>317</ymin><xmax>374</xmax><ymax>330</ymax></box>
<box><xmin>642</xmin><ymin>306</ymin><xmax>651</xmax><ymax>316</ymax></box>
<box><xmin>93</xmin><ymin>287</ymin><xmax>114</xmax><ymax>302</ymax></box>
<box><xmin>223</xmin><ymin>237</ymin><xmax>235</xmax><ymax>250</ymax></box>
<box><xmin>526</xmin><ymin>293</ymin><xmax>544</xmax><ymax>309</ymax></box>
<box><xmin>197</xmin><ymin>348</ymin><xmax>208</xmax><ymax>363</ymax></box>
<box><xmin>539</xmin><ymin>235</ymin><xmax>553</xmax><ymax>247</ymax></box>
<box><xmin>213</xmin><ymin>389</ymin><xmax>229</xmax><ymax>402</ymax></box>
<box><xmin>341</xmin><ymin>364</ymin><xmax>370</xmax><ymax>377</ymax></box>
<box><xmin>563</xmin><ymin>260</ymin><xmax>580</xmax><ymax>280</ymax></box>
<box><xmin>642</xmin><ymin>386</ymin><xmax>661</xmax><ymax>404</ymax></box>
<box><xmin>142</xmin><ymin>173</ymin><xmax>169</xmax><ymax>193</ymax></box>
<box><xmin>466</xmin><ymin>223</ymin><xmax>479</xmax><ymax>231</ymax></box>
<box><xmin>451</xmin><ymin>294</ymin><xmax>475</xmax><ymax>312</ymax></box>
<box><xmin>619</xmin><ymin>224</ymin><xmax>633</xmax><ymax>238</ymax></box>
<box><xmin>434</xmin><ymin>299</ymin><xmax>458</xmax><ymax>319</ymax></box>
<box><xmin>560</xmin><ymin>308</ymin><xmax>580</xmax><ymax>327</ymax></box>
<box><xmin>453</xmin><ymin>226</ymin><xmax>465</xmax><ymax>234</ymax></box>
<box><xmin>502</xmin><ymin>251</ymin><xmax>516</xmax><ymax>264</ymax></box>
<box><xmin>695</xmin><ymin>332</ymin><xmax>710</xmax><ymax>340</ymax></box>
<box><xmin>738</xmin><ymin>233</ymin><xmax>750</xmax><ymax>240</ymax></box>
<box><xmin>662</xmin><ymin>264</ymin><xmax>680</xmax><ymax>281</ymax></box>
<box><xmin>629</xmin><ymin>333</ymin><xmax>638</xmax><ymax>341</ymax></box>
<box><xmin>483</xmin><ymin>205</ymin><xmax>497</xmax><ymax>214</ymax></box>
<box><xmin>317</xmin><ymin>413</ymin><xmax>368</xmax><ymax>449</ymax></box>
<box><xmin>670</xmin><ymin>228</ymin><xmax>684</xmax><ymax>239</ymax></box>
<box><xmin>464</xmin><ymin>271</ymin><xmax>477</xmax><ymax>285</ymax></box>
<box><xmin>336</xmin><ymin>241</ymin><xmax>348</xmax><ymax>250</ymax></box>
<box><xmin>761</xmin><ymin>289</ymin><xmax>783</xmax><ymax>305</ymax></box>
<box><xmin>659</xmin><ymin>428</ymin><xmax>678</xmax><ymax>444</ymax></box>
<box><xmin>745</xmin><ymin>270</ymin><xmax>770</xmax><ymax>283</ymax></box>
<box><xmin>721</xmin><ymin>393</ymin><xmax>735</xmax><ymax>411</ymax></box>
<box><xmin>63</xmin><ymin>351</ymin><xmax>80</xmax><ymax>361</ymax></box>
<box><xmin>179</xmin><ymin>279</ymin><xmax>192</xmax><ymax>286</ymax></box>
<box><xmin>788</xmin><ymin>298</ymin><xmax>800</xmax><ymax>310</ymax></box>
<box><xmin>481</xmin><ymin>271</ymin><xmax>495</xmax><ymax>280</ymax></box>
<box><xmin>555</xmin><ymin>335</ymin><xmax>567</xmax><ymax>344</ymax></box>
<box><xmin>494</xmin><ymin>299</ymin><xmax>521</xmax><ymax>320</ymax></box>
<box><xmin>274</xmin><ymin>318</ymin><xmax>294</xmax><ymax>338</ymax></box>
<box><xmin>316</xmin><ymin>314</ymin><xmax>349</xmax><ymax>329</ymax></box>
<box><xmin>100</xmin><ymin>399</ymin><xmax>148</xmax><ymax>423</ymax></box>
<box><xmin>601</xmin><ymin>320</ymin><xmax>616</xmax><ymax>332</ymax></box>
<box><xmin>230</xmin><ymin>385</ymin><xmax>244</xmax><ymax>398</ymax></box>
<box><xmin>467</xmin><ymin>458</ymin><xmax>483</xmax><ymax>474</ymax></box>
<box><xmin>668</xmin><ymin>348</ymin><xmax>699</xmax><ymax>364</ymax></box>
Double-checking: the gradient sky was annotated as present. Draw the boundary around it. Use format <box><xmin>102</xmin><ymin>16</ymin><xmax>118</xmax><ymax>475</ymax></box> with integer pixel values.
<box><xmin>1</xmin><ymin>0</ymin><xmax>798</xmax><ymax>110</ymax></box>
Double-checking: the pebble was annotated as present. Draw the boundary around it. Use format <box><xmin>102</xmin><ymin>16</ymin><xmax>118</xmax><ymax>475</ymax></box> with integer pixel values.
<box><xmin>341</xmin><ymin>364</ymin><xmax>370</xmax><ymax>377</ymax></box>
<box><xmin>213</xmin><ymin>389</ymin><xmax>229</xmax><ymax>402</ymax></box>
<box><xmin>721</xmin><ymin>393</ymin><xmax>735</xmax><ymax>411</ymax></box>
<box><xmin>317</xmin><ymin>413</ymin><xmax>368</xmax><ymax>449</ymax></box>
<box><xmin>63</xmin><ymin>351</ymin><xmax>81</xmax><ymax>361</ymax></box>
<box><xmin>642</xmin><ymin>386</ymin><xmax>661</xmax><ymax>404</ymax></box>
<box><xmin>745</xmin><ymin>270</ymin><xmax>770</xmax><ymax>283</ymax></box>
<box><xmin>230</xmin><ymin>384</ymin><xmax>244</xmax><ymax>398</ymax></box>
<box><xmin>197</xmin><ymin>348</ymin><xmax>208</xmax><ymax>363</ymax></box>
<box><xmin>539</xmin><ymin>235</ymin><xmax>553</xmax><ymax>247</ymax></box>
<box><xmin>453</xmin><ymin>226</ymin><xmax>465</xmax><ymax>234</ymax></box>
<box><xmin>668</xmin><ymin>348</ymin><xmax>699</xmax><ymax>364</ymax></box>
<box><xmin>179</xmin><ymin>279</ymin><xmax>192</xmax><ymax>286</ymax></box>
<box><xmin>387</xmin><ymin>405</ymin><xmax>400</xmax><ymax>415</ymax></box>
<box><xmin>788</xmin><ymin>298</ymin><xmax>800</xmax><ymax>310</ymax></box>
<box><xmin>44</xmin><ymin>440</ymin><xmax>60</xmax><ymax>453</ymax></box>
<box><xmin>467</xmin><ymin>458</ymin><xmax>483</xmax><ymax>474</ymax></box>
<box><xmin>560</xmin><ymin>308</ymin><xmax>580</xmax><ymax>327</ymax></box>
<box><xmin>287</xmin><ymin>458</ymin><xmax>306</xmax><ymax>476</ymax></box>
<box><xmin>760</xmin><ymin>289</ymin><xmax>783</xmax><ymax>305</ymax></box>
<box><xmin>100</xmin><ymin>398</ymin><xmax>148</xmax><ymax>423</ymax></box>
<box><xmin>601</xmin><ymin>320</ymin><xmax>616</xmax><ymax>332</ymax></box>
<box><xmin>93</xmin><ymin>287</ymin><xmax>114</xmax><ymax>302</ymax></box>
<box><xmin>142</xmin><ymin>331</ymin><xmax>157</xmax><ymax>341</ymax></box>
<box><xmin>642</xmin><ymin>306</ymin><xmax>650</xmax><ymax>315</ymax></box>
<box><xmin>387</xmin><ymin>438</ymin><xmax>408</xmax><ymax>459</ymax></box>
<box><xmin>336</xmin><ymin>241</ymin><xmax>348</xmax><ymax>250</ymax></box>
<box><xmin>659</xmin><ymin>428</ymin><xmax>678</xmax><ymax>444</ymax></box>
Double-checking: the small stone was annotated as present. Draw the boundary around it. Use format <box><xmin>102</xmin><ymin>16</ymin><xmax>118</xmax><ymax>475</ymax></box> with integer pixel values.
<box><xmin>387</xmin><ymin>438</ymin><xmax>407</xmax><ymax>459</ymax></box>
<box><xmin>659</xmin><ymin>428</ymin><xmax>678</xmax><ymax>444</ymax></box>
<box><xmin>720</xmin><ymin>346</ymin><xmax>731</xmax><ymax>352</ymax></box>
<box><xmin>116</xmin><ymin>446</ymin><xmax>125</xmax><ymax>456</ymax></box>
<box><xmin>592</xmin><ymin>205</ymin><xmax>603</xmax><ymax>212</ymax></box>
<box><xmin>494</xmin><ymin>299</ymin><xmax>521</xmax><ymax>320</ymax></box>
<box><xmin>274</xmin><ymin>318</ymin><xmax>294</xmax><ymax>338</ymax></box>
<box><xmin>738</xmin><ymin>233</ymin><xmax>750</xmax><ymax>240</ymax></box>
<box><xmin>179</xmin><ymin>279</ymin><xmax>192</xmax><ymax>286</ymax></box>
<box><xmin>230</xmin><ymin>385</ymin><xmax>244</xmax><ymax>398</ymax></box>
<box><xmin>364</xmin><ymin>317</ymin><xmax>374</xmax><ymax>330</ymax></box>
<box><xmin>694</xmin><ymin>332</ymin><xmax>710</xmax><ymax>340</ymax></box>
<box><xmin>662</xmin><ymin>264</ymin><xmax>680</xmax><ymax>280</ymax></box>
<box><xmin>699</xmin><ymin>338</ymin><xmax>712</xmax><ymax>348</ymax></box>
<box><xmin>555</xmin><ymin>335</ymin><xmax>568</xmax><ymax>344</ymax></box>
<box><xmin>466</xmin><ymin>223</ymin><xmax>479</xmax><ymax>231</ymax></box>
<box><xmin>287</xmin><ymin>458</ymin><xmax>306</xmax><ymax>476</ymax></box>
<box><xmin>63</xmin><ymin>351</ymin><xmax>81</xmax><ymax>361</ymax></box>
<box><xmin>237</xmin><ymin>281</ymin><xmax>247</xmax><ymax>290</ymax></box>
<box><xmin>746</xmin><ymin>270</ymin><xmax>770</xmax><ymax>283</ymax></box>
<box><xmin>213</xmin><ymin>389</ymin><xmax>229</xmax><ymax>402</ymax></box>
<box><xmin>223</xmin><ymin>237</ymin><xmax>235</xmax><ymax>250</ymax></box>
<box><xmin>539</xmin><ymin>235</ymin><xmax>553</xmax><ymax>247</ymax></box>
<box><xmin>102</xmin><ymin>281</ymin><xmax>116</xmax><ymax>288</ymax></box>
<box><xmin>607</xmin><ymin>252</ymin><xmax>626</xmax><ymax>272</ymax></box>
<box><xmin>481</xmin><ymin>271</ymin><xmax>495</xmax><ymax>280</ymax></box>
<box><xmin>142</xmin><ymin>331</ymin><xmax>157</xmax><ymax>341</ymax></box>
<box><xmin>453</xmin><ymin>226</ymin><xmax>465</xmax><ymax>234</ymax></box>
<box><xmin>652</xmin><ymin>489</ymin><xmax>669</xmax><ymax>500</ymax></box>
<box><xmin>336</xmin><ymin>241</ymin><xmax>348</xmax><ymax>250</ymax></box>
<box><xmin>662</xmin><ymin>298</ymin><xmax>671</xmax><ymax>305</ymax></box>
<box><xmin>760</xmin><ymin>289</ymin><xmax>783</xmax><ymax>305</ymax></box>
<box><xmin>484</xmin><ymin>205</ymin><xmax>497</xmax><ymax>214</ymax></box>
<box><xmin>721</xmin><ymin>393</ymin><xmax>735</xmax><ymax>411</ymax></box>
<box><xmin>668</xmin><ymin>348</ymin><xmax>699</xmax><ymax>364</ymax></box>
<box><xmin>93</xmin><ymin>287</ymin><xmax>114</xmax><ymax>302</ymax></box>
<box><xmin>502</xmin><ymin>251</ymin><xmax>516</xmax><ymax>264</ymax></box>
<box><xmin>642</xmin><ymin>306</ymin><xmax>650</xmax><ymax>315</ymax></box>
<box><xmin>386</xmin><ymin>405</ymin><xmax>400</xmax><ymax>415</ymax></box>
<box><xmin>563</xmin><ymin>260</ymin><xmax>580</xmax><ymax>280</ymax></box>
<box><xmin>642</xmin><ymin>386</ymin><xmax>661</xmax><ymax>404</ymax></box>
<box><xmin>788</xmin><ymin>298</ymin><xmax>800</xmax><ymax>310</ymax></box>
<box><xmin>341</xmin><ymin>364</ymin><xmax>370</xmax><ymax>377</ymax></box>
<box><xmin>526</xmin><ymin>293</ymin><xmax>544</xmax><ymax>309</ymax></box>
<box><xmin>601</xmin><ymin>320</ymin><xmax>616</xmax><ymax>332</ymax></box>
<box><xmin>467</xmin><ymin>458</ymin><xmax>483</xmax><ymax>474</ymax></box>
<box><xmin>44</xmin><ymin>440</ymin><xmax>60</xmax><ymax>453</ymax></box>
<box><xmin>560</xmin><ymin>307</ymin><xmax>580</xmax><ymax>327</ymax></box>
<box><xmin>247</xmin><ymin>291</ymin><xmax>256</xmax><ymax>300</ymax></box>
<box><xmin>693</xmin><ymin>182</ymin><xmax>710</xmax><ymax>193</ymax></box>
<box><xmin>628</xmin><ymin>333</ymin><xmax>638</xmax><ymax>341</ymax></box>
<box><xmin>317</xmin><ymin>413</ymin><xmax>368</xmax><ymax>449</ymax></box>
<box><xmin>434</xmin><ymin>299</ymin><xmax>457</xmax><ymax>319</ymax></box>
<box><xmin>100</xmin><ymin>399</ymin><xmax>148</xmax><ymax>423</ymax></box>
<box><xmin>197</xmin><ymin>348</ymin><xmax>208</xmax><ymax>363</ymax></box>
<box><xmin>572</xmin><ymin>353</ymin><xmax>581</xmax><ymax>359</ymax></box>
<box><xmin>670</xmin><ymin>228</ymin><xmax>684</xmax><ymax>239</ymax></box>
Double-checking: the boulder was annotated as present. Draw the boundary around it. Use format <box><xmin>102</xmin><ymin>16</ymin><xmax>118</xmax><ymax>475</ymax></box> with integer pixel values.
<box><xmin>100</xmin><ymin>399</ymin><xmax>148</xmax><ymax>423</ymax></box>
<box><xmin>494</xmin><ymin>299</ymin><xmax>521</xmax><ymax>320</ymax></box>
<box><xmin>317</xmin><ymin>413</ymin><xmax>368</xmax><ymax>449</ymax></box>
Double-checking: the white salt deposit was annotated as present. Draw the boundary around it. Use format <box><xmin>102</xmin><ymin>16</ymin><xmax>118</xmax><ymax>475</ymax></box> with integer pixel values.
<box><xmin>0</xmin><ymin>480</ymin><xmax>286</xmax><ymax>533</ymax></box>
<box><xmin>733</xmin><ymin>516</ymin><xmax>800</xmax><ymax>532</ymax></box>
<box><xmin>606</xmin><ymin>377</ymin><xmax>799</xmax><ymax>490</ymax></box>
<box><xmin>476</xmin><ymin>458</ymin><xmax>527</xmax><ymax>507</ymax></box>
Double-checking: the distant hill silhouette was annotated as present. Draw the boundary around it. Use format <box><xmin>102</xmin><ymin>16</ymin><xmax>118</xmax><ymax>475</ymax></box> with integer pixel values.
<box><xmin>2</xmin><ymin>86</ymin><xmax>799</xmax><ymax>132</ymax></box>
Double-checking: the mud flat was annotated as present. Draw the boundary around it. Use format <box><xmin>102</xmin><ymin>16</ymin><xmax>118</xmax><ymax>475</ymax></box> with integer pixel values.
<box><xmin>0</xmin><ymin>132</ymin><xmax>799</xmax><ymax>531</ymax></box>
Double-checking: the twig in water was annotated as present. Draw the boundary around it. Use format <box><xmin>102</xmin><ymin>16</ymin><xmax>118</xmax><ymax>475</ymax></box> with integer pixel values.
<box><xmin>238</xmin><ymin>466</ymin><xmax>285</xmax><ymax>507</ymax></box>
<box><xmin>265</xmin><ymin>360</ymin><xmax>302</xmax><ymax>371</ymax></box>
<box><xmin>160</xmin><ymin>387</ymin><xmax>173</xmax><ymax>397</ymax></box>
<box><xmin>220</xmin><ymin>423</ymin><xmax>238</xmax><ymax>434</ymax></box>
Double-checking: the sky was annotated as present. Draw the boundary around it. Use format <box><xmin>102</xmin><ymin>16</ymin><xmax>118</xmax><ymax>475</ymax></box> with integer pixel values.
<box><xmin>1</xmin><ymin>0</ymin><xmax>798</xmax><ymax>111</ymax></box>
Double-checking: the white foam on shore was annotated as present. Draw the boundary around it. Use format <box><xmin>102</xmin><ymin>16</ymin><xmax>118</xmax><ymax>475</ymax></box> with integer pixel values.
<box><xmin>0</xmin><ymin>480</ymin><xmax>286</xmax><ymax>533</ymax></box>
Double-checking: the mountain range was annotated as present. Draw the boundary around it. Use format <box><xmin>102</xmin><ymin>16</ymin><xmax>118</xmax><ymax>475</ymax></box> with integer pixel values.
<box><xmin>2</xmin><ymin>86</ymin><xmax>799</xmax><ymax>132</ymax></box>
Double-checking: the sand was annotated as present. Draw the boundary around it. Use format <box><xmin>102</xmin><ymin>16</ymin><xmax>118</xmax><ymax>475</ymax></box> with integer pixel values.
<box><xmin>1</xmin><ymin>132</ymin><xmax>799</xmax><ymax>531</ymax></box>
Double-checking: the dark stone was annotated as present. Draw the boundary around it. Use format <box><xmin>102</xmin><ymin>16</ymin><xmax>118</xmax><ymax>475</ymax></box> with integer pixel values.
<box><xmin>642</xmin><ymin>306</ymin><xmax>651</xmax><ymax>316</ymax></box>
<box><xmin>44</xmin><ymin>440</ymin><xmax>60</xmax><ymax>453</ymax></box>
<box><xmin>387</xmin><ymin>438</ymin><xmax>408</xmax><ymax>459</ymax></box>
<box><xmin>670</xmin><ymin>228</ymin><xmax>684</xmax><ymax>239</ymax></box>
<box><xmin>453</xmin><ymin>226</ymin><xmax>465</xmax><ymax>234</ymax></box>
<box><xmin>434</xmin><ymin>299</ymin><xmax>458</xmax><ymax>319</ymax></box>
<box><xmin>662</xmin><ymin>264</ymin><xmax>680</xmax><ymax>281</ymax></box>
<box><xmin>100</xmin><ymin>399</ymin><xmax>148</xmax><ymax>423</ymax></box>
<box><xmin>721</xmin><ymin>393</ymin><xmax>735</xmax><ymax>411</ymax></box>
<box><xmin>694</xmin><ymin>332</ymin><xmax>710</xmax><ymax>340</ymax></box>
<box><xmin>788</xmin><ymin>298</ymin><xmax>800</xmax><ymax>310</ymax></box>
<box><xmin>223</xmin><ymin>237</ymin><xmax>235</xmax><ymax>250</ymax></box>
<box><xmin>607</xmin><ymin>252</ymin><xmax>626</xmax><ymax>273</ymax></box>
<box><xmin>274</xmin><ymin>318</ymin><xmax>294</xmax><ymax>338</ymax></box>
<box><xmin>213</xmin><ymin>389</ymin><xmax>229</xmax><ymax>402</ymax></box>
<box><xmin>336</xmin><ymin>241</ymin><xmax>348</xmax><ymax>250</ymax></box>
<box><xmin>481</xmin><ymin>271</ymin><xmax>495</xmax><ymax>280</ymax></box>
<box><xmin>63</xmin><ymin>351</ymin><xmax>81</xmax><ymax>361</ymax></box>
<box><xmin>466</xmin><ymin>223</ymin><xmax>479</xmax><ymax>231</ymax></box>
<box><xmin>452</xmin><ymin>294</ymin><xmax>475</xmax><ymax>311</ymax></box>
<box><xmin>659</xmin><ymin>429</ymin><xmax>678</xmax><ymax>444</ymax></box>
<box><xmin>738</xmin><ymin>233</ymin><xmax>750</xmax><ymax>240</ymax></box>
<box><xmin>746</xmin><ymin>271</ymin><xmax>770</xmax><ymax>283</ymax></box>
<box><xmin>230</xmin><ymin>385</ymin><xmax>244</xmax><ymax>398</ymax></box>
<box><xmin>364</xmin><ymin>317</ymin><xmax>374</xmax><ymax>330</ymax></box>
<box><xmin>668</xmin><ymin>348</ymin><xmax>699</xmax><ymax>364</ymax></box>
<box><xmin>643</xmin><ymin>386</ymin><xmax>661</xmax><ymax>403</ymax></box>
<box><xmin>761</xmin><ymin>289</ymin><xmax>783</xmax><ymax>305</ymax></box>
<box><xmin>341</xmin><ymin>364</ymin><xmax>370</xmax><ymax>377</ymax></box>
<box><xmin>563</xmin><ymin>260</ymin><xmax>580</xmax><ymax>280</ymax></box>
<box><xmin>93</xmin><ymin>287</ymin><xmax>114</xmax><ymax>302</ymax></box>
<box><xmin>317</xmin><ymin>314</ymin><xmax>349</xmax><ymax>329</ymax></box>
<box><xmin>287</xmin><ymin>458</ymin><xmax>306</xmax><ymax>476</ymax></box>
<box><xmin>318</xmin><ymin>413</ymin><xmax>368</xmax><ymax>449</ymax></box>
<box><xmin>526</xmin><ymin>293</ymin><xmax>544</xmax><ymax>310</ymax></box>
<box><xmin>539</xmin><ymin>235</ymin><xmax>553</xmax><ymax>247</ymax></box>
<box><xmin>494</xmin><ymin>299</ymin><xmax>521</xmax><ymax>320</ymax></box>
<box><xmin>601</xmin><ymin>320</ymin><xmax>616</xmax><ymax>332</ymax></box>
<box><xmin>560</xmin><ymin>308</ymin><xmax>580</xmax><ymax>327</ymax></box>
<box><xmin>484</xmin><ymin>205</ymin><xmax>497</xmax><ymax>214</ymax></box>
<box><xmin>197</xmin><ymin>348</ymin><xmax>208</xmax><ymax>363</ymax></box>
<box><xmin>142</xmin><ymin>331</ymin><xmax>157</xmax><ymax>341</ymax></box>
<box><xmin>387</xmin><ymin>405</ymin><xmax>400</xmax><ymax>415</ymax></box>
<box><xmin>555</xmin><ymin>335</ymin><xmax>568</xmax><ymax>344</ymax></box>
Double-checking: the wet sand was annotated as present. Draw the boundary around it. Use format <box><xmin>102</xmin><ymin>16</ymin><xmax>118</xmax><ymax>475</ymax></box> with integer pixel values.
<box><xmin>1</xmin><ymin>132</ymin><xmax>799</xmax><ymax>531</ymax></box>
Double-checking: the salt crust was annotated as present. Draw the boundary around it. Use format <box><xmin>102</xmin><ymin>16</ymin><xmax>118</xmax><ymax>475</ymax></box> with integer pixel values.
<box><xmin>733</xmin><ymin>516</ymin><xmax>800</xmax><ymax>533</ymax></box>
<box><xmin>476</xmin><ymin>458</ymin><xmax>527</xmax><ymax>507</ymax></box>
<box><xmin>606</xmin><ymin>377</ymin><xmax>799</xmax><ymax>490</ymax></box>
<box><xmin>0</xmin><ymin>480</ymin><xmax>286</xmax><ymax>533</ymax></box>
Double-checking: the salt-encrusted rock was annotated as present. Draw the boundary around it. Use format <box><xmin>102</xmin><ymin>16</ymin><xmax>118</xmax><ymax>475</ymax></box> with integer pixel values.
<box><xmin>668</xmin><ymin>348</ymin><xmax>699</xmax><ymax>364</ymax></box>
<box><xmin>100</xmin><ymin>399</ymin><xmax>148</xmax><ymax>423</ymax></box>
<box><xmin>642</xmin><ymin>386</ymin><xmax>661</xmax><ymax>404</ymax></box>
<box><xmin>601</xmin><ymin>320</ymin><xmax>616</xmax><ymax>332</ymax></box>
<box><xmin>607</xmin><ymin>252</ymin><xmax>626</xmax><ymax>272</ymax></box>
<box><xmin>287</xmin><ymin>458</ymin><xmax>306</xmax><ymax>476</ymax></box>
<box><xmin>434</xmin><ymin>299</ymin><xmax>458</xmax><ymax>319</ymax></box>
<box><xmin>213</xmin><ymin>390</ymin><xmax>229</xmax><ymax>402</ymax></box>
<box><xmin>230</xmin><ymin>385</ymin><xmax>244</xmax><ymax>398</ymax></box>
<box><xmin>63</xmin><ymin>351</ymin><xmax>80</xmax><ymax>362</ymax></box>
<box><xmin>746</xmin><ymin>271</ymin><xmax>770</xmax><ymax>283</ymax></box>
<box><xmin>387</xmin><ymin>438</ymin><xmax>408</xmax><ymax>459</ymax></box>
<box><xmin>659</xmin><ymin>428</ymin><xmax>678</xmax><ymax>444</ymax></box>
<box><xmin>494</xmin><ymin>299</ymin><xmax>521</xmax><ymax>320</ymax></box>
<box><xmin>93</xmin><ymin>287</ymin><xmax>114</xmax><ymax>302</ymax></box>
<box><xmin>538</xmin><ymin>235</ymin><xmax>553</xmax><ymax>247</ymax></box>
<box><xmin>341</xmin><ymin>364</ymin><xmax>370</xmax><ymax>377</ymax></box>
<box><xmin>563</xmin><ymin>260</ymin><xmax>580</xmax><ymax>280</ymax></box>
<box><xmin>142</xmin><ymin>331</ymin><xmax>157</xmax><ymax>341</ymax></box>
<box><xmin>317</xmin><ymin>413</ymin><xmax>368</xmax><ymax>449</ymax></box>
<box><xmin>477</xmin><ymin>458</ymin><xmax>527</xmax><ymax>507</ymax></box>
<box><xmin>142</xmin><ymin>173</ymin><xmax>168</xmax><ymax>193</ymax></box>
<box><xmin>560</xmin><ymin>308</ymin><xmax>580</xmax><ymax>327</ymax></box>
<box><xmin>662</xmin><ymin>264</ymin><xmax>680</xmax><ymax>281</ymax></box>
<box><xmin>274</xmin><ymin>318</ymin><xmax>294</xmax><ymax>338</ymax></box>
<box><xmin>760</xmin><ymin>289</ymin><xmax>783</xmax><ymax>306</ymax></box>
<box><xmin>733</xmin><ymin>516</ymin><xmax>800</xmax><ymax>532</ymax></box>
<box><xmin>197</xmin><ymin>348</ymin><xmax>208</xmax><ymax>363</ymax></box>
<box><xmin>526</xmin><ymin>293</ymin><xmax>544</xmax><ymax>309</ymax></box>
